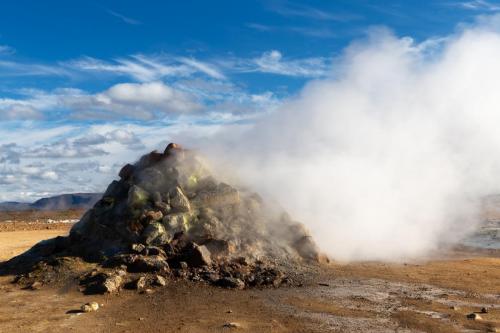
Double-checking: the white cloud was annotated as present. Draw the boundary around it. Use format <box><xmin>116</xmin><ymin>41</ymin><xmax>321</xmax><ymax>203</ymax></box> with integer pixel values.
<box><xmin>246</xmin><ymin>22</ymin><xmax>335</xmax><ymax>38</ymax></box>
<box><xmin>0</xmin><ymin>104</ymin><xmax>43</xmax><ymax>120</ymax></box>
<box><xmin>0</xmin><ymin>81</ymin><xmax>201</xmax><ymax>121</ymax></box>
<box><xmin>0</xmin><ymin>59</ymin><xmax>70</xmax><ymax>77</ymax></box>
<box><xmin>107</xmin><ymin>9</ymin><xmax>141</xmax><ymax>25</ymax></box>
<box><xmin>91</xmin><ymin>81</ymin><xmax>200</xmax><ymax>117</ymax></box>
<box><xmin>0</xmin><ymin>45</ymin><xmax>14</xmax><ymax>55</ymax></box>
<box><xmin>74</xmin><ymin>129</ymin><xmax>145</xmax><ymax>150</ymax></box>
<box><xmin>459</xmin><ymin>0</ymin><xmax>500</xmax><ymax>11</ymax></box>
<box><xmin>40</xmin><ymin>170</ymin><xmax>58</xmax><ymax>180</ymax></box>
<box><xmin>67</xmin><ymin>54</ymin><xmax>225</xmax><ymax>81</ymax></box>
<box><xmin>224</xmin><ymin>50</ymin><xmax>330</xmax><ymax>77</ymax></box>
<box><xmin>26</xmin><ymin>141</ymin><xmax>109</xmax><ymax>158</ymax></box>
<box><xmin>268</xmin><ymin>1</ymin><xmax>356</xmax><ymax>21</ymax></box>
<box><xmin>68</xmin><ymin>55</ymin><xmax>186</xmax><ymax>82</ymax></box>
<box><xmin>177</xmin><ymin>57</ymin><xmax>226</xmax><ymax>80</ymax></box>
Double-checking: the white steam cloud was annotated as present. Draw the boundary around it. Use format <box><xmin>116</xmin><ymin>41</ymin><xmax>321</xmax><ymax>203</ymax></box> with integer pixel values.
<box><xmin>198</xmin><ymin>15</ymin><xmax>500</xmax><ymax>261</ymax></box>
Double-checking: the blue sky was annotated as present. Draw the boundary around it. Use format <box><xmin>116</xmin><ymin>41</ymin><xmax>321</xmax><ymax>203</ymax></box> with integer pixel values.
<box><xmin>1</xmin><ymin>0</ymin><xmax>499</xmax><ymax>201</ymax></box>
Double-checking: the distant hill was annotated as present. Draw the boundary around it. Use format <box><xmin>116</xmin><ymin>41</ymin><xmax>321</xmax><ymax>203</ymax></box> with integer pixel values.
<box><xmin>0</xmin><ymin>193</ymin><xmax>102</xmax><ymax>211</ymax></box>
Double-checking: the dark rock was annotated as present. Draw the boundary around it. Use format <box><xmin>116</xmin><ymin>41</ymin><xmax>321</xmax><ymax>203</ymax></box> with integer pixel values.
<box><xmin>103</xmin><ymin>180</ymin><xmax>128</xmax><ymax>199</ymax></box>
<box><xmin>223</xmin><ymin>322</ymin><xmax>242</xmax><ymax>329</ymax></box>
<box><xmin>138</xmin><ymin>151</ymin><xmax>164</xmax><ymax>168</ymax></box>
<box><xmin>215</xmin><ymin>277</ymin><xmax>245</xmax><ymax>289</ymax></box>
<box><xmin>129</xmin><ymin>255</ymin><xmax>169</xmax><ymax>273</ymax></box>
<box><xmin>144</xmin><ymin>246</ymin><xmax>165</xmax><ymax>256</ymax></box>
<box><xmin>203</xmin><ymin>239</ymin><xmax>234</xmax><ymax>258</ymax></box>
<box><xmin>467</xmin><ymin>313</ymin><xmax>482</xmax><ymax>320</ymax></box>
<box><xmin>102</xmin><ymin>254</ymin><xmax>137</xmax><ymax>268</ymax></box>
<box><xmin>183</xmin><ymin>244</ymin><xmax>212</xmax><ymax>267</ymax></box>
<box><xmin>201</xmin><ymin>271</ymin><xmax>219</xmax><ymax>283</ymax></box>
<box><xmin>119</xmin><ymin>164</ymin><xmax>135</xmax><ymax>180</ymax></box>
<box><xmin>80</xmin><ymin>271</ymin><xmax>124</xmax><ymax>294</ymax></box>
<box><xmin>164</xmin><ymin>143</ymin><xmax>183</xmax><ymax>156</ymax></box>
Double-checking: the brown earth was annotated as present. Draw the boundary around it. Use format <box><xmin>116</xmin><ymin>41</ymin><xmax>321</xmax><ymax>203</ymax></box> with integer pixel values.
<box><xmin>0</xmin><ymin>219</ymin><xmax>499</xmax><ymax>332</ymax></box>
<box><xmin>0</xmin><ymin>209</ymin><xmax>85</xmax><ymax>223</ymax></box>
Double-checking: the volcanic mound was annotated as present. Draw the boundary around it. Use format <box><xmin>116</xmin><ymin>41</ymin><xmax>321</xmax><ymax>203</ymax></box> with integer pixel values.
<box><xmin>2</xmin><ymin>143</ymin><xmax>322</xmax><ymax>293</ymax></box>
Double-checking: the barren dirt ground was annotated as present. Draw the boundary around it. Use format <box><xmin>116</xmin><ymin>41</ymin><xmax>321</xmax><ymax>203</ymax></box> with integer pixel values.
<box><xmin>0</xmin><ymin>224</ymin><xmax>499</xmax><ymax>332</ymax></box>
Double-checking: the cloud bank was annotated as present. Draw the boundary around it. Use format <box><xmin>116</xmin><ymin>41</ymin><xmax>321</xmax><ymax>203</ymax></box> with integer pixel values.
<box><xmin>200</xmin><ymin>16</ymin><xmax>500</xmax><ymax>261</ymax></box>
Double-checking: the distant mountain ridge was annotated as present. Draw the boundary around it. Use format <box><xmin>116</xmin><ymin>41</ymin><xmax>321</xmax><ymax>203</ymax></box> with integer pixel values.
<box><xmin>0</xmin><ymin>193</ymin><xmax>102</xmax><ymax>211</ymax></box>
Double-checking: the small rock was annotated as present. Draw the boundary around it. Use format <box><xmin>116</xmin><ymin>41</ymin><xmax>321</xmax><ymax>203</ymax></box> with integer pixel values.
<box><xmin>481</xmin><ymin>307</ymin><xmax>489</xmax><ymax>314</ymax></box>
<box><xmin>179</xmin><ymin>261</ymin><xmax>188</xmax><ymax>270</ymax></box>
<box><xmin>233</xmin><ymin>256</ymin><xmax>249</xmax><ymax>266</ymax></box>
<box><xmin>142</xmin><ymin>288</ymin><xmax>154</xmax><ymax>294</ymax></box>
<box><xmin>145</xmin><ymin>210</ymin><xmax>163</xmax><ymax>222</ymax></box>
<box><xmin>164</xmin><ymin>142</ymin><xmax>183</xmax><ymax>155</ymax></box>
<box><xmin>154</xmin><ymin>275</ymin><xmax>167</xmax><ymax>287</ymax></box>
<box><xmin>145</xmin><ymin>246</ymin><xmax>165</xmax><ymax>256</ymax></box>
<box><xmin>116</xmin><ymin>269</ymin><xmax>127</xmax><ymax>277</ymax></box>
<box><xmin>467</xmin><ymin>313</ymin><xmax>482</xmax><ymax>320</ymax></box>
<box><xmin>130</xmin><ymin>255</ymin><xmax>169</xmax><ymax>272</ymax></box>
<box><xmin>29</xmin><ymin>281</ymin><xmax>42</xmax><ymax>290</ymax></box>
<box><xmin>135</xmin><ymin>276</ymin><xmax>147</xmax><ymax>290</ymax></box>
<box><xmin>215</xmin><ymin>277</ymin><xmax>245</xmax><ymax>289</ymax></box>
<box><xmin>102</xmin><ymin>274</ymin><xmax>123</xmax><ymax>293</ymax></box>
<box><xmin>81</xmin><ymin>302</ymin><xmax>99</xmax><ymax>313</ymax></box>
<box><xmin>139</xmin><ymin>317</ymin><xmax>145</xmax><ymax>321</ymax></box>
<box><xmin>184</xmin><ymin>244</ymin><xmax>212</xmax><ymax>267</ymax></box>
<box><xmin>227</xmin><ymin>310</ymin><xmax>233</xmax><ymax>313</ymax></box>
<box><xmin>204</xmin><ymin>239</ymin><xmax>235</xmax><ymax>258</ymax></box>
<box><xmin>450</xmin><ymin>306</ymin><xmax>460</xmax><ymax>311</ymax></box>
<box><xmin>131</xmin><ymin>243</ymin><xmax>146</xmax><ymax>253</ymax></box>
<box><xmin>223</xmin><ymin>322</ymin><xmax>241</xmax><ymax>329</ymax></box>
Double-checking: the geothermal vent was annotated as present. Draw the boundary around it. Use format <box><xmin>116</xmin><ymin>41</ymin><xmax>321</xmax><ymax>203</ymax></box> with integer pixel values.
<box><xmin>4</xmin><ymin>144</ymin><xmax>321</xmax><ymax>292</ymax></box>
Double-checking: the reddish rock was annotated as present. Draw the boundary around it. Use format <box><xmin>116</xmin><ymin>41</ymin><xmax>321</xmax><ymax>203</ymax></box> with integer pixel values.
<box><xmin>164</xmin><ymin>142</ymin><xmax>183</xmax><ymax>156</ymax></box>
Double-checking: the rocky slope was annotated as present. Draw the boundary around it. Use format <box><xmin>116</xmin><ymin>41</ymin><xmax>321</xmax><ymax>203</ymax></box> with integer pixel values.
<box><xmin>2</xmin><ymin>143</ymin><xmax>322</xmax><ymax>293</ymax></box>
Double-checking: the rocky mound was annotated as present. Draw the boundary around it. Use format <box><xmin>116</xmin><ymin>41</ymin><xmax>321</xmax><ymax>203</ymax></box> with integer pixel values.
<box><xmin>2</xmin><ymin>143</ymin><xmax>322</xmax><ymax>293</ymax></box>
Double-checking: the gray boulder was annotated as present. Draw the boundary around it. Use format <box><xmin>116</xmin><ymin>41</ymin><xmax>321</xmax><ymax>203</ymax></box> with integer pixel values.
<box><xmin>142</xmin><ymin>222</ymin><xmax>170</xmax><ymax>246</ymax></box>
<box><xmin>169</xmin><ymin>186</ymin><xmax>191</xmax><ymax>212</ymax></box>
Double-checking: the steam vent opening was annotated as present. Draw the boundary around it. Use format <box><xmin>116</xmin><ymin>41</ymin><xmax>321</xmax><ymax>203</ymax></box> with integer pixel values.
<box><xmin>1</xmin><ymin>143</ymin><xmax>324</xmax><ymax>293</ymax></box>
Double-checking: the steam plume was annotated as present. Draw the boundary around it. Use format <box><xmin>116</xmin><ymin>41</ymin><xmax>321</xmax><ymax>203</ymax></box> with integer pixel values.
<box><xmin>195</xmin><ymin>16</ymin><xmax>500</xmax><ymax>260</ymax></box>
